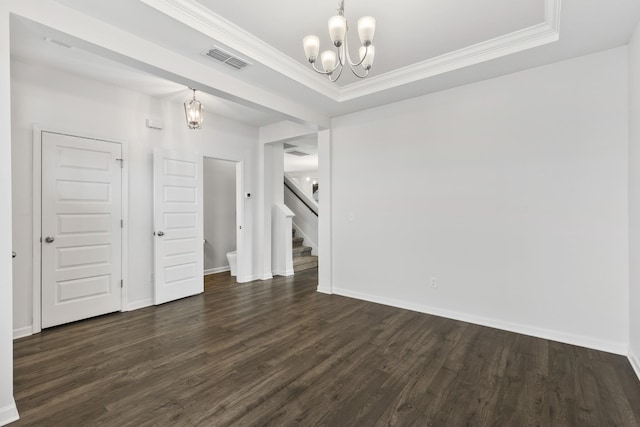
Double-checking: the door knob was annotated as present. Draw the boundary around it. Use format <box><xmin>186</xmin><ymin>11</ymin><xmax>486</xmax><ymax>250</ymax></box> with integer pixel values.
<box><xmin>12</xmin><ymin>251</ymin><xmax>16</xmax><ymax>259</ymax></box>
<box><xmin>157</xmin><ymin>231</ymin><xmax>164</xmax><ymax>237</ymax></box>
<box><xmin>44</xmin><ymin>236</ymin><xmax>55</xmax><ymax>243</ymax></box>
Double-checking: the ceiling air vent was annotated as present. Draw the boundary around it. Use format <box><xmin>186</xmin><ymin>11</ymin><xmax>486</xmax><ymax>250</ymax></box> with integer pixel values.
<box><xmin>283</xmin><ymin>143</ymin><xmax>297</xmax><ymax>150</ymax></box>
<box><xmin>203</xmin><ymin>47</ymin><xmax>252</xmax><ymax>71</ymax></box>
<box><xmin>287</xmin><ymin>150</ymin><xmax>309</xmax><ymax>157</ymax></box>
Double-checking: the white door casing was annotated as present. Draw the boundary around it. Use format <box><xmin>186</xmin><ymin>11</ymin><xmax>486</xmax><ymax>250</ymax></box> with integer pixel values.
<box><xmin>41</xmin><ymin>132</ymin><xmax>123</xmax><ymax>328</ymax></box>
<box><xmin>153</xmin><ymin>148</ymin><xmax>204</xmax><ymax>304</ymax></box>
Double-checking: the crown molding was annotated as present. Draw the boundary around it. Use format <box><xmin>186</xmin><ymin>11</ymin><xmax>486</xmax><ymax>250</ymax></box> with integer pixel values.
<box><xmin>138</xmin><ymin>0</ymin><xmax>340</xmax><ymax>99</ymax></box>
<box><xmin>341</xmin><ymin>0</ymin><xmax>562</xmax><ymax>101</ymax></box>
<box><xmin>339</xmin><ymin>23</ymin><xmax>560</xmax><ymax>101</ymax></box>
<box><xmin>139</xmin><ymin>0</ymin><xmax>562</xmax><ymax>103</ymax></box>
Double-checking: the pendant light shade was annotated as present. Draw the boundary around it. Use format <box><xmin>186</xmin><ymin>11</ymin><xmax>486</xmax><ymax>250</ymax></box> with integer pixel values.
<box><xmin>359</xmin><ymin>45</ymin><xmax>375</xmax><ymax>70</ymax></box>
<box><xmin>357</xmin><ymin>16</ymin><xmax>376</xmax><ymax>46</ymax></box>
<box><xmin>184</xmin><ymin>89</ymin><xmax>203</xmax><ymax>129</ymax></box>
<box><xmin>303</xmin><ymin>35</ymin><xmax>320</xmax><ymax>62</ymax></box>
<box><xmin>321</xmin><ymin>50</ymin><xmax>337</xmax><ymax>72</ymax></box>
<box><xmin>328</xmin><ymin>15</ymin><xmax>347</xmax><ymax>47</ymax></box>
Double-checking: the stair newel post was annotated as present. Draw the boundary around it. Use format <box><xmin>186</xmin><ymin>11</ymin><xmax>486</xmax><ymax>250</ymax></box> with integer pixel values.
<box><xmin>272</xmin><ymin>204</ymin><xmax>296</xmax><ymax>276</ymax></box>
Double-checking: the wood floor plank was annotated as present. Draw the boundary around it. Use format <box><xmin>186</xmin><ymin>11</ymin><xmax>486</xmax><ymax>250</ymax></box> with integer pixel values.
<box><xmin>12</xmin><ymin>269</ymin><xmax>640</xmax><ymax>426</ymax></box>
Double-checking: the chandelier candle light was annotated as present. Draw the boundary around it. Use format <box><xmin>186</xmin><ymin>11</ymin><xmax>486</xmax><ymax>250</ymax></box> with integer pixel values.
<box><xmin>184</xmin><ymin>88</ymin><xmax>204</xmax><ymax>129</ymax></box>
<box><xmin>302</xmin><ymin>0</ymin><xmax>376</xmax><ymax>82</ymax></box>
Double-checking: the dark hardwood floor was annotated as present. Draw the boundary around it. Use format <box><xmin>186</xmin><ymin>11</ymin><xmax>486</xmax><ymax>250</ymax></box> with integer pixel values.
<box><xmin>12</xmin><ymin>269</ymin><xmax>640</xmax><ymax>426</ymax></box>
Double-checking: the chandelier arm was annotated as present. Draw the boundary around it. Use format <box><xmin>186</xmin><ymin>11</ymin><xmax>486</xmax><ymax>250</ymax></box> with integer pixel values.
<box><xmin>310</xmin><ymin>61</ymin><xmax>342</xmax><ymax>76</ymax></box>
<box><xmin>329</xmin><ymin>63</ymin><xmax>345</xmax><ymax>82</ymax></box>
<box><xmin>348</xmin><ymin>64</ymin><xmax>369</xmax><ymax>79</ymax></box>
<box><xmin>347</xmin><ymin>42</ymin><xmax>369</xmax><ymax>68</ymax></box>
<box><xmin>342</xmin><ymin>31</ymin><xmax>369</xmax><ymax>68</ymax></box>
<box><xmin>310</xmin><ymin>62</ymin><xmax>331</xmax><ymax>75</ymax></box>
<box><xmin>336</xmin><ymin>44</ymin><xmax>345</xmax><ymax>67</ymax></box>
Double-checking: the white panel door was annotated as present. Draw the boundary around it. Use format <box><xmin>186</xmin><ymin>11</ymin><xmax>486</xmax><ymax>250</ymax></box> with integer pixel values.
<box><xmin>41</xmin><ymin>132</ymin><xmax>122</xmax><ymax>328</ymax></box>
<box><xmin>153</xmin><ymin>148</ymin><xmax>203</xmax><ymax>304</ymax></box>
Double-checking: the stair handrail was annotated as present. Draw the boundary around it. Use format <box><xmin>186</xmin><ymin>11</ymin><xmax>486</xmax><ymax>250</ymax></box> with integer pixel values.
<box><xmin>284</xmin><ymin>174</ymin><xmax>318</xmax><ymax>217</ymax></box>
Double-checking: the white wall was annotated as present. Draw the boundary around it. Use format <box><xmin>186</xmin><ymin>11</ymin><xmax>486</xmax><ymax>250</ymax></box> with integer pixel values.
<box><xmin>628</xmin><ymin>21</ymin><xmax>640</xmax><ymax>375</ymax></box>
<box><xmin>331</xmin><ymin>47</ymin><xmax>630</xmax><ymax>354</ymax></box>
<box><xmin>203</xmin><ymin>158</ymin><xmax>237</xmax><ymax>272</ymax></box>
<box><xmin>11</xmin><ymin>60</ymin><xmax>262</xmax><ymax>332</ymax></box>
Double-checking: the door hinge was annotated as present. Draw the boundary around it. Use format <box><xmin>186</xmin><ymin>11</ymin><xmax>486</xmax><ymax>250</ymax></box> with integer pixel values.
<box><xmin>116</xmin><ymin>158</ymin><xmax>124</xmax><ymax>168</ymax></box>
<box><xmin>121</xmin><ymin>219</ymin><xmax>123</xmax><ymax>228</ymax></box>
<box><xmin>120</xmin><ymin>279</ymin><xmax>123</xmax><ymax>288</ymax></box>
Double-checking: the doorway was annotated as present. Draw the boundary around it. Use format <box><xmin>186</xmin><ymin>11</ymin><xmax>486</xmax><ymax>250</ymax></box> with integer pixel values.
<box><xmin>203</xmin><ymin>157</ymin><xmax>239</xmax><ymax>278</ymax></box>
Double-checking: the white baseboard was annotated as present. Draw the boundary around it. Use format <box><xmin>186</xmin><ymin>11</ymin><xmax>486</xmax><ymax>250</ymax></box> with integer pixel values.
<box><xmin>332</xmin><ymin>287</ymin><xmax>627</xmax><ymax>356</ymax></box>
<box><xmin>629</xmin><ymin>347</ymin><xmax>640</xmax><ymax>382</ymax></box>
<box><xmin>261</xmin><ymin>273</ymin><xmax>273</xmax><ymax>280</ymax></box>
<box><xmin>204</xmin><ymin>266</ymin><xmax>230</xmax><ymax>275</ymax></box>
<box><xmin>0</xmin><ymin>399</ymin><xmax>19</xmax><ymax>426</ymax></box>
<box><xmin>292</xmin><ymin>222</ymin><xmax>318</xmax><ymax>256</ymax></box>
<box><xmin>127</xmin><ymin>298</ymin><xmax>153</xmax><ymax>311</ymax></box>
<box><xmin>317</xmin><ymin>286</ymin><xmax>333</xmax><ymax>294</ymax></box>
<box><xmin>237</xmin><ymin>274</ymin><xmax>261</xmax><ymax>283</ymax></box>
<box><xmin>273</xmin><ymin>269</ymin><xmax>295</xmax><ymax>277</ymax></box>
<box><xmin>13</xmin><ymin>326</ymin><xmax>33</xmax><ymax>340</ymax></box>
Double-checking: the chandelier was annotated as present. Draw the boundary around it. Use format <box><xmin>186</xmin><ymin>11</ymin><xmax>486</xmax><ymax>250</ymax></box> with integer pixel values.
<box><xmin>302</xmin><ymin>0</ymin><xmax>376</xmax><ymax>82</ymax></box>
<box><xmin>184</xmin><ymin>88</ymin><xmax>204</xmax><ymax>129</ymax></box>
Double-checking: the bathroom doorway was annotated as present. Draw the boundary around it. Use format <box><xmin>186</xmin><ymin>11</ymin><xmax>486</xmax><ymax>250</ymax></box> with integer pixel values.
<box><xmin>203</xmin><ymin>157</ymin><xmax>240</xmax><ymax>280</ymax></box>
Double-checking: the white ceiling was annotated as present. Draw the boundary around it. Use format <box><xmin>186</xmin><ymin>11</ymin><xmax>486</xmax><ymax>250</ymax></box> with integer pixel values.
<box><xmin>194</xmin><ymin>0</ymin><xmax>545</xmax><ymax>86</ymax></box>
<box><xmin>283</xmin><ymin>135</ymin><xmax>319</xmax><ymax>173</ymax></box>
<box><xmin>10</xmin><ymin>0</ymin><xmax>640</xmax><ymax>126</ymax></box>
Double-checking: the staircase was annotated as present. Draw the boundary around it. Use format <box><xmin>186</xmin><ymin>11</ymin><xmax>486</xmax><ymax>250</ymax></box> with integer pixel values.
<box><xmin>292</xmin><ymin>228</ymin><xmax>318</xmax><ymax>272</ymax></box>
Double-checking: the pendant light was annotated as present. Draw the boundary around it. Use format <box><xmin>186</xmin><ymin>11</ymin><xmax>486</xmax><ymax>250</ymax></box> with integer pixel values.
<box><xmin>184</xmin><ymin>88</ymin><xmax>204</xmax><ymax>129</ymax></box>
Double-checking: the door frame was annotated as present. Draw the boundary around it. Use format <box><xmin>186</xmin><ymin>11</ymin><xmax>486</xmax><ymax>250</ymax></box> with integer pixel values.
<box><xmin>31</xmin><ymin>126</ymin><xmax>129</xmax><ymax>334</ymax></box>
<box><xmin>202</xmin><ymin>156</ymin><xmax>244</xmax><ymax>280</ymax></box>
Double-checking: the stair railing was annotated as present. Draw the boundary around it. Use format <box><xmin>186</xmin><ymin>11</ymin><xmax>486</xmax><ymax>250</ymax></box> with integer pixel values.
<box><xmin>284</xmin><ymin>174</ymin><xmax>318</xmax><ymax>217</ymax></box>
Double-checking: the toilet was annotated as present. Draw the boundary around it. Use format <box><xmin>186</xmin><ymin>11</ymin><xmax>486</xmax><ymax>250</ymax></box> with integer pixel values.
<box><xmin>226</xmin><ymin>251</ymin><xmax>237</xmax><ymax>276</ymax></box>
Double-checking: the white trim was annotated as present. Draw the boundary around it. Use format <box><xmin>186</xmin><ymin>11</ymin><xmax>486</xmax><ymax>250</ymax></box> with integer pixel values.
<box><xmin>316</xmin><ymin>286</ymin><xmax>332</xmax><ymax>295</ymax></box>
<box><xmin>292</xmin><ymin>222</ymin><xmax>318</xmax><ymax>256</ymax></box>
<box><xmin>273</xmin><ymin>269</ymin><xmax>295</xmax><ymax>277</ymax></box>
<box><xmin>0</xmin><ymin>399</ymin><xmax>19</xmax><ymax>426</ymax></box>
<box><xmin>120</xmin><ymin>141</ymin><xmax>130</xmax><ymax>312</ymax></box>
<box><xmin>317</xmin><ymin>129</ymin><xmax>332</xmax><ymax>294</ymax></box>
<box><xmin>545</xmin><ymin>0</ymin><xmax>563</xmax><ymax>33</ymax></box>
<box><xmin>32</xmin><ymin>126</ymin><xmax>129</xmax><ymax>332</ymax></box>
<box><xmin>127</xmin><ymin>298</ymin><xmax>154</xmax><ymax>311</ymax></box>
<box><xmin>237</xmin><ymin>274</ymin><xmax>261</xmax><ymax>283</ymax></box>
<box><xmin>141</xmin><ymin>0</ymin><xmax>562</xmax><ymax>102</ymax></box>
<box><xmin>13</xmin><ymin>326</ymin><xmax>33</xmax><ymax>340</ymax></box>
<box><xmin>339</xmin><ymin>20</ymin><xmax>561</xmax><ymax>101</ymax></box>
<box><xmin>332</xmin><ymin>287</ymin><xmax>628</xmax><ymax>356</ymax></box>
<box><xmin>235</xmin><ymin>161</ymin><xmax>246</xmax><ymax>281</ymax></box>
<box><xmin>204</xmin><ymin>266</ymin><xmax>230</xmax><ymax>275</ymax></box>
<box><xmin>260</xmin><ymin>273</ymin><xmax>273</xmax><ymax>280</ymax></box>
<box><xmin>629</xmin><ymin>348</ymin><xmax>640</xmax><ymax>382</ymax></box>
<box><xmin>32</xmin><ymin>126</ymin><xmax>42</xmax><ymax>334</ymax></box>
